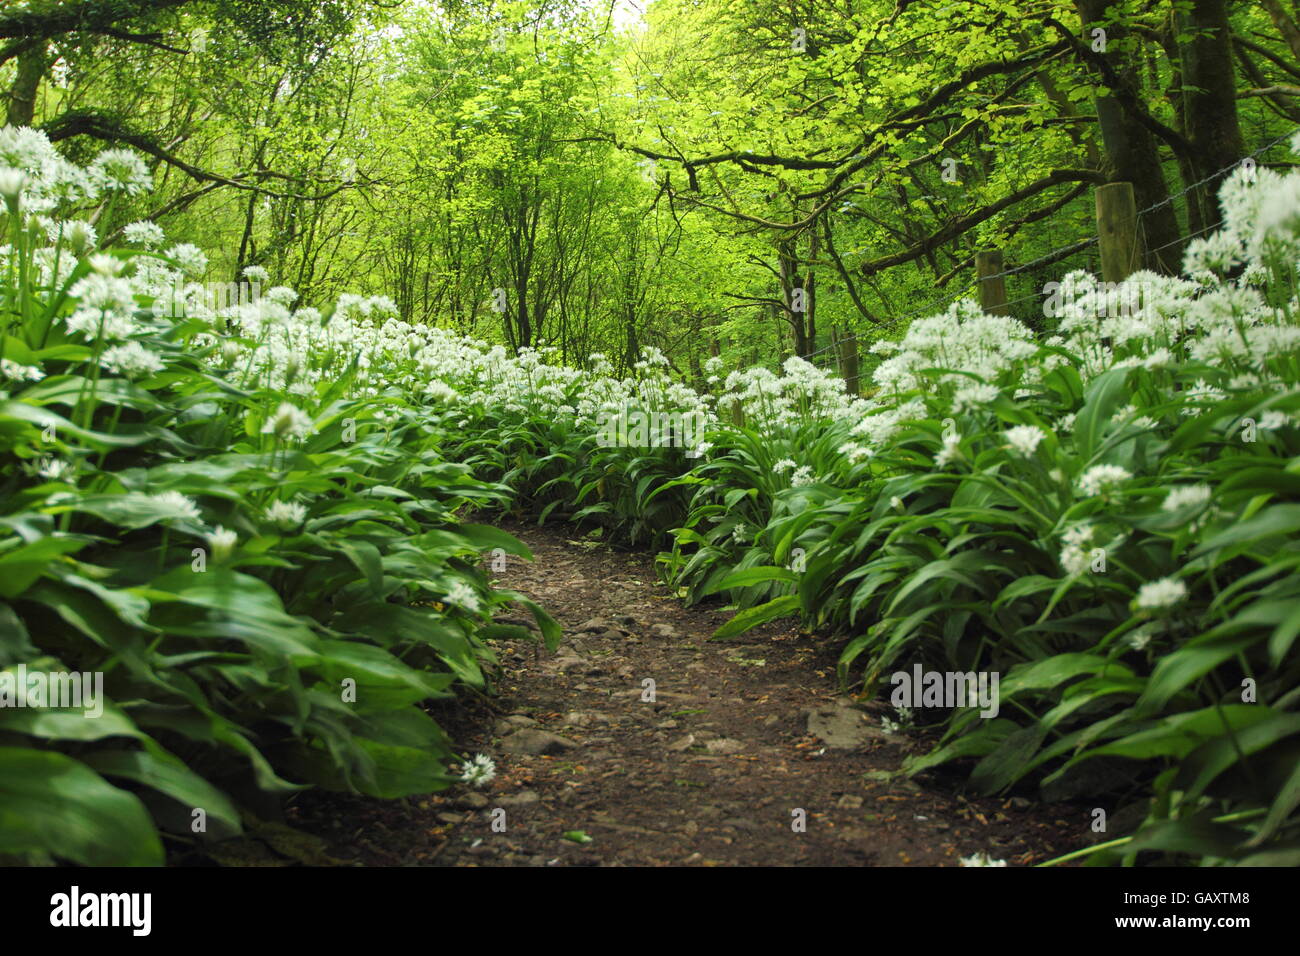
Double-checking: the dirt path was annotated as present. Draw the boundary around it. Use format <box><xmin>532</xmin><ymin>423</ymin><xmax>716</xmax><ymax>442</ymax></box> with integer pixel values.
<box><xmin>293</xmin><ymin>522</ymin><xmax>1079</xmax><ymax>866</ymax></box>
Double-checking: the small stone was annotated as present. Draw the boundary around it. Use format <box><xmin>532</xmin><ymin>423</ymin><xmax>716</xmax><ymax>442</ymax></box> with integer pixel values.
<box><xmin>656</xmin><ymin>719</ymin><xmax>679</xmax><ymax>730</ymax></box>
<box><xmin>705</xmin><ymin>738</ymin><xmax>743</xmax><ymax>754</ymax></box>
<box><xmin>836</xmin><ymin>795</ymin><xmax>864</xmax><ymax>810</ymax></box>
<box><xmin>436</xmin><ymin>812</ymin><xmax>464</xmax><ymax>825</ymax></box>
<box><xmin>667</xmin><ymin>734</ymin><xmax>696</xmax><ymax>752</ymax></box>
<box><xmin>806</xmin><ymin>699</ymin><xmax>883</xmax><ymax>749</ymax></box>
<box><xmin>452</xmin><ymin>792</ymin><xmax>490</xmax><ymax>810</ymax></box>
<box><xmin>494</xmin><ymin>714</ymin><xmax>538</xmax><ymax>733</ymax></box>
<box><xmin>497</xmin><ymin>790</ymin><xmax>540</xmax><ymax>807</ymax></box>
<box><xmin>499</xmin><ymin>728</ymin><xmax>580</xmax><ymax>755</ymax></box>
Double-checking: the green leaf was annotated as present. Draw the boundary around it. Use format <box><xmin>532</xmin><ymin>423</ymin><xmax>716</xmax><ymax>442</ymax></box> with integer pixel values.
<box><xmin>712</xmin><ymin>594</ymin><xmax>800</xmax><ymax>640</ymax></box>
<box><xmin>707</xmin><ymin>565</ymin><xmax>798</xmax><ymax>593</ymax></box>
<box><xmin>82</xmin><ymin>749</ymin><xmax>243</xmax><ymax>839</ymax></box>
<box><xmin>1073</xmin><ymin>367</ymin><xmax>1131</xmax><ymax>461</ymax></box>
<box><xmin>0</xmin><ymin>747</ymin><xmax>163</xmax><ymax>865</ymax></box>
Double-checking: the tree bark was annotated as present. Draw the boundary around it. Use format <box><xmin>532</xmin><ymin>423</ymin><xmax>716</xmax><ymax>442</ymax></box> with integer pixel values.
<box><xmin>1176</xmin><ymin>0</ymin><xmax>1246</xmax><ymax>230</ymax></box>
<box><xmin>5</xmin><ymin>43</ymin><xmax>47</xmax><ymax>127</ymax></box>
<box><xmin>1074</xmin><ymin>0</ymin><xmax>1182</xmax><ymax>273</ymax></box>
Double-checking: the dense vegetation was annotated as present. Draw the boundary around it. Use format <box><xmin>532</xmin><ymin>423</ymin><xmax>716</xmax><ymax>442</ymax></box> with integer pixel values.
<box><xmin>3</xmin><ymin>0</ymin><xmax>1300</xmax><ymax>867</ymax></box>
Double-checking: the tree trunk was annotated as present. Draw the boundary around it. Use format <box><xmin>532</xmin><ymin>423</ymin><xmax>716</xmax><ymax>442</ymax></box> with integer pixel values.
<box><xmin>6</xmin><ymin>43</ymin><xmax>47</xmax><ymax>127</ymax></box>
<box><xmin>1075</xmin><ymin>0</ymin><xmax>1183</xmax><ymax>273</ymax></box>
<box><xmin>1177</xmin><ymin>0</ymin><xmax>1246</xmax><ymax>230</ymax></box>
<box><xmin>1261</xmin><ymin>0</ymin><xmax>1300</xmax><ymax>63</ymax></box>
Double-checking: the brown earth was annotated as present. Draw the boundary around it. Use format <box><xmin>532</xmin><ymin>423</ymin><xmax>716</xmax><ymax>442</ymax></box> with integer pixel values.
<box><xmin>286</xmin><ymin>520</ymin><xmax>1085</xmax><ymax>867</ymax></box>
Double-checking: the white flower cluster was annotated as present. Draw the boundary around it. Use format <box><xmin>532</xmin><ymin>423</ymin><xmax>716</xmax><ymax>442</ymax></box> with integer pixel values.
<box><xmin>0</xmin><ymin>126</ymin><xmax>150</xmax><ymax>218</ymax></box>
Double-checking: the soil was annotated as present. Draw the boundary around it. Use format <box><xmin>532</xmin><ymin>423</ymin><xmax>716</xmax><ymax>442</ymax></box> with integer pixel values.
<box><xmin>288</xmin><ymin>521</ymin><xmax>1083</xmax><ymax>867</ymax></box>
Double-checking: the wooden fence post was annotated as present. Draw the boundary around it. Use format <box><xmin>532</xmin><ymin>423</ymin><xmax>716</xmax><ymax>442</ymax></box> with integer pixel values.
<box><xmin>975</xmin><ymin>249</ymin><xmax>1008</xmax><ymax>314</ymax></box>
<box><xmin>834</xmin><ymin>328</ymin><xmax>861</xmax><ymax>396</ymax></box>
<box><xmin>1095</xmin><ymin>182</ymin><xmax>1143</xmax><ymax>283</ymax></box>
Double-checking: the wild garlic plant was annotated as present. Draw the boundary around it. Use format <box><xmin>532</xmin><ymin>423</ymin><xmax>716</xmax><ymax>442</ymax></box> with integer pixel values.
<box><xmin>0</xmin><ymin>127</ymin><xmax>561</xmax><ymax>867</ymax></box>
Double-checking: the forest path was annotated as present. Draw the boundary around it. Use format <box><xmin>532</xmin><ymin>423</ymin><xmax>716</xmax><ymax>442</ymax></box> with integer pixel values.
<box><xmin>299</xmin><ymin>522</ymin><xmax>1077</xmax><ymax>866</ymax></box>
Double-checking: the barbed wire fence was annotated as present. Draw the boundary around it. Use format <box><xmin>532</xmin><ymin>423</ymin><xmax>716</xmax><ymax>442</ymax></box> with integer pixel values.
<box><xmin>781</xmin><ymin>130</ymin><xmax>1296</xmax><ymax>378</ymax></box>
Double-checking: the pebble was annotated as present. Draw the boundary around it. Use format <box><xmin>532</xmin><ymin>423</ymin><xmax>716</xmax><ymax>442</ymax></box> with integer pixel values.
<box><xmin>452</xmin><ymin>792</ymin><xmax>490</xmax><ymax>810</ymax></box>
<box><xmin>497</xmin><ymin>790</ymin><xmax>540</xmax><ymax>807</ymax></box>
<box><xmin>705</xmin><ymin>738</ymin><xmax>744</xmax><ymax>754</ymax></box>
<box><xmin>499</xmin><ymin>728</ymin><xmax>580</xmax><ymax>755</ymax></box>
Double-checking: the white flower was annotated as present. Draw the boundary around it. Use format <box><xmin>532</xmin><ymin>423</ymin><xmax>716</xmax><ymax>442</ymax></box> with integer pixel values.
<box><xmin>960</xmin><ymin>852</ymin><xmax>1007</xmax><ymax>867</ymax></box>
<box><xmin>1182</xmin><ymin>232</ymin><xmax>1241</xmax><ymax>274</ymax></box>
<box><xmin>265</xmin><ymin>500</ymin><xmax>308</xmax><ymax>530</ymax></box>
<box><xmin>0</xmin><ymin>358</ymin><xmax>45</xmax><ymax>381</ymax></box>
<box><xmin>206</xmin><ymin>526</ymin><xmax>237</xmax><ymax>563</ymax></box>
<box><xmin>123</xmin><ymin>221</ymin><xmax>165</xmax><ymax>248</ymax></box>
<box><xmin>1058</xmin><ymin>523</ymin><xmax>1098</xmax><ymax>575</ymax></box>
<box><xmin>1259</xmin><ymin>410</ymin><xmax>1291</xmax><ymax>430</ymax></box>
<box><xmin>100</xmin><ymin>342</ymin><xmax>164</xmax><ymax>379</ymax></box>
<box><xmin>147</xmin><ymin>490</ymin><xmax>201</xmax><ymax>523</ymax></box>
<box><xmin>39</xmin><ymin>458</ymin><xmax>72</xmax><ymax>480</ymax></box>
<box><xmin>1077</xmin><ymin>464</ymin><xmax>1131</xmax><ymax>497</ymax></box>
<box><xmin>0</xmin><ymin>167</ymin><xmax>26</xmax><ymax>201</ymax></box>
<box><xmin>88</xmin><ymin>148</ymin><xmax>152</xmax><ymax>196</ymax></box>
<box><xmin>1142</xmin><ymin>348</ymin><xmax>1172</xmax><ymax>370</ymax></box>
<box><xmin>166</xmin><ymin>243</ymin><xmax>208</xmax><ymax>278</ymax></box>
<box><xmin>445</xmin><ymin>579</ymin><xmax>482</xmax><ymax>613</ymax></box>
<box><xmin>66</xmin><ymin>273</ymin><xmax>137</xmax><ymax>340</ymax></box>
<box><xmin>0</xmin><ymin>126</ymin><xmax>57</xmax><ymax>172</ymax></box>
<box><xmin>935</xmin><ymin>430</ymin><xmax>962</xmax><ymax>468</ymax></box>
<box><xmin>773</xmin><ymin>459</ymin><xmax>796</xmax><ymax>474</ymax></box>
<box><xmin>1162</xmin><ymin>485</ymin><xmax>1212</xmax><ymax>512</ymax></box>
<box><xmin>1127</xmin><ymin>626</ymin><xmax>1154</xmax><ymax>651</ymax></box>
<box><xmin>460</xmin><ymin>753</ymin><xmax>496</xmax><ymax>788</ymax></box>
<box><xmin>1135</xmin><ymin>577</ymin><xmax>1187</xmax><ymax>611</ymax></box>
<box><xmin>242</xmin><ymin>265</ymin><xmax>270</xmax><ymax>283</ymax></box>
<box><xmin>264</xmin><ymin>285</ymin><xmax>298</xmax><ymax>306</ymax></box>
<box><xmin>790</xmin><ymin>465</ymin><xmax>816</xmax><ymax>487</ymax></box>
<box><xmin>1062</xmin><ymin>524</ymin><xmax>1094</xmax><ymax>549</ymax></box>
<box><xmin>88</xmin><ymin>253</ymin><xmax>124</xmax><ymax>276</ymax></box>
<box><xmin>24</xmin><ymin>456</ymin><xmax>72</xmax><ymax>481</ymax></box>
<box><xmin>262</xmin><ymin>402</ymin><xmax>313</xmax><ymax>440</ymax></box>
<box><xmin>951</xmin><ymin>381</ymin><xmax>1000</xmax><ymax>414</ymax></box>
<box><xmin>425</xmin><ymin>380</ymin><xmax>457</xmax><ymax>402</ymax></box>
<box><xmin>1003</xmin><ymin>425</ymin><xmax>1044</xmax><ymax>456</ymax></box>
<box><xmin>1060</xmin><ymin>545</ymin><xmax>1090</xmax><ymax>576</ymax></box>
